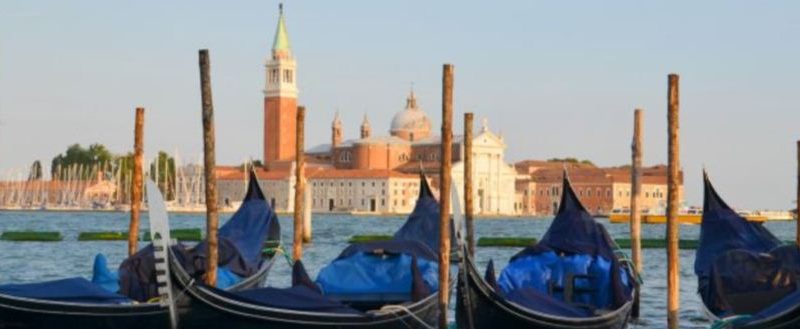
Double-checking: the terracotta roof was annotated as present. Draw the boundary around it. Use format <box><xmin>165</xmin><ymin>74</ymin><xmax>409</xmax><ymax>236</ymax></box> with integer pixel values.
<box><xmin>216</xmin><ymin>166</ymin><xmax>291</xmax><ymax>180</ymax></box>
<box><xmin>308</xmin><ymin>169</ymin><xmax>417</xmax><ymax>180</ymax></box>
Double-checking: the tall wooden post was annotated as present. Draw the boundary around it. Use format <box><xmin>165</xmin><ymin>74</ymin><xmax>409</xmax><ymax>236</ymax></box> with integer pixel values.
<box><xmin>199</xmin><ymin>49</ymin><xmax>219</xmax><ymax>287</ymax></box>
<box><xmin>438</xmin><ymin>63</ymin><xmax>454</xmax><ymax>329</ymax></box>
<box><xmin>464</xmin><ymin>112</ymin><xmax>475</xmax><ymax>257</ymax></box>
<box><xmin>630</xmin><ymin>108</ymin><xmax>644</xmax><ymax>318</ymax></box>
<box><xmin>128</xmin><ymin>107</ymin><xmax>145</xmax><ymax>256</ymax></box>
<box><xmin>796</xmin><ymin>141</ymin><xmax>800</xmax><ymax>246</ymax></box>
<box><xmin>666</xmin><ymin>74</ymin><xmax>681</xmax><ymax>329</ymax></box>
<box><xmin>294</xmin><ymin>106</ymin><xmax>306</xmax><ymax>259</ymax></box>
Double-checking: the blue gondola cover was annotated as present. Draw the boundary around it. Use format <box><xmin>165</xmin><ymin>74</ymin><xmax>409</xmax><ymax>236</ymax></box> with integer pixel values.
<box><xmin>119</xmin><ymin>169</ymin><xmax>279</xmax><ymax>301</ymax></box>
<box><xmin>495</xmin><ymin>173</ymin><xmax>633</xmax><ymax>316</ymax></box>
<box><xmin>696</xmin><ymin>173</ymin><xmax>799</xmax><ymax>320</ymax></box>
<box><xmin>315</xmin><ymin>174</ymin><xmax>442</xmax><ymax>301</ymax></box>
<box><xmin>0</xmin><ymin>278</ymin><xmax>131</xmax><ymax>304</ymax></box>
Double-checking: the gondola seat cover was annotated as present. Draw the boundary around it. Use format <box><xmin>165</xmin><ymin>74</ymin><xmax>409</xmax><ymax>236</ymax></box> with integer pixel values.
<box><xmin>498</xmin><ymin>251</ymin><xmax>627</xmax><ymax>310</ymax></box>
<box><xmin>316</xmin><ymin>240</ymin><xmax>439</xmax><ymax>299</ymax></box>
<box><xmin>490</xmin><ymin>175</ymin><xmax>634</xmax><ymax>317</ymax></box>
<box><xmin>0</xmin><ymin>278</ymin><xmax>131</xmax><ymax>304</ymax></box>
<box><xmin>119</xmin><ymin>171</ymin><xmax>279</xmax><ymax>302</ymax></box>
<box><xmin>316</xmin><ymin>175</ymin><xmax>444</xmax><ymax>302</ymax></box>
<box><xmin>213</xmin><ymin>260</ymin><xmax>362</xmax><ymax>315</ymax></box>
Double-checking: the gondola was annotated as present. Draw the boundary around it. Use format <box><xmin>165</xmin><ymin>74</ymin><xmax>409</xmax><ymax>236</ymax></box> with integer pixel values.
<box><xmin>0</xmin><ymin>169</ymin><xmax>279</xmax><ymax>329</ymax></box>
<box><xmin>696</xmin><ymin>173</ymin><xmax>800</xmax><ymax>329</ymax></box>
<box><xmin>173</xmin><ymin>173</ymin><xmax>454</xmax><ymax>329</ymax></box>
<box><xmin>456</xmin><ymin>173</ymin><xmax>636</xmax><ymax>329</ymax></box>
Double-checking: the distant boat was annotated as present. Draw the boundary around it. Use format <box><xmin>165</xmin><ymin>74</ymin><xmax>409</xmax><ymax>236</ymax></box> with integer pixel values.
<box><xmin>608</xmin><ymin>207</ymin><xmax>767</xmax><ymax>224</ymax></box>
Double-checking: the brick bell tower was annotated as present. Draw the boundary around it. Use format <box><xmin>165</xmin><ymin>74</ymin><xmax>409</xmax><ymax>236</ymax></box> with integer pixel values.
<box><xmin>263</xmin><ymin>4</ymin><xmax>298</xmax><ymax>167</ymax></box>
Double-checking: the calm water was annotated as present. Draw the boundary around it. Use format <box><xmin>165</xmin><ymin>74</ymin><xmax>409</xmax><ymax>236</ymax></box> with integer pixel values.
<box><xmin>0</xmin><ymin>211</ymin><xmax>796</xmax><ymax>328</ymax></box>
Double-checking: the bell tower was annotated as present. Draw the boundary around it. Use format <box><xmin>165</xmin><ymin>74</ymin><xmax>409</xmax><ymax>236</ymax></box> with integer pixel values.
<box><xmin>264</xmin><ymin>3</ymin><xmax>299</xmax><ymax>166</ymax></box>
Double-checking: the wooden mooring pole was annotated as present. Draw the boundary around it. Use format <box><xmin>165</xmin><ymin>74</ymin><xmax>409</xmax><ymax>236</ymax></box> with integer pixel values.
<box><xmin>666</xmin><ymin>74</ymin><xmax>681</xmax><ymax>329</ymax></box>
<box><xmin>464</xmin><ymin>112</ymin><xmax>475</xmax><ymax>257</ymax></box>
<box><xmin>294</xmin><ymin>106</ymin><xmax>306</xmax><ymax>259</ymax></box>
<box><xmin>630</xmin><ymin>108</ymin><xmax>643</xmax><ymax>318</ymax></box>
<box><xmin>796</xmin><ymin>140</ymin><xmax>800</xmax><ymax>246</ymax></box>
<box><xmin>439</xmin><ymin>64</ymin><xmax>454</xmax><ymax>329</ymax></box>
<box><xmin>128</xmin><ymin>107</ymin><xmax>144</xmax><ymax>256</ymax></box>
<box><xmin>199</xmin><ymin>49</ymin><xmax>219</xmax><ymax>287</ymax></box>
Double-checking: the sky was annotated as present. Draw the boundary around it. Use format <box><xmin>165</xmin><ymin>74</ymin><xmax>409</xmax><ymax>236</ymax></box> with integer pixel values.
<box><xmin>1</xmin><ymin>1</ymin><xmax>799</xmax><ymax>209</ymax></box>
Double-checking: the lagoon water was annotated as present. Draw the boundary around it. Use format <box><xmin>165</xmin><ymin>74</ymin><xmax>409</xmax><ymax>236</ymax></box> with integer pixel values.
<box><xmin>0</xmin><ymin>211</ymin><xmax>796</xmax><ymax>328</ymax></box>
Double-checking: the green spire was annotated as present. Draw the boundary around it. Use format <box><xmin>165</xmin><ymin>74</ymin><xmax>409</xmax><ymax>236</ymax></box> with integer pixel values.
<box><xmin>272</xmin><ymin>4</ymin><xmax>291</xmax><ymax>52</ymax></box>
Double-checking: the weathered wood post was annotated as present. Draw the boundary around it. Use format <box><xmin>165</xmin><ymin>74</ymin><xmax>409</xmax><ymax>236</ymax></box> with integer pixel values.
<box><xmin>439</xmin><ymin>63</ymin><xmax>454</xmax><ymax>329</ymax></box>
<box><xmin>630</xmin><ymin>108</ymin><xmax>643</xmax><ymax>318</ymax></box>
<box><xmin>666</xmin><ymin>74</ymin><xmax>681</xmax><ymax>329</ymax></box>
<box><xmin>199</xmin><ymin>49</ymin><xmax>219</xmax><ymax>287</ymax></box>
<box><xmin>294</xmin><ymin>106</ymin><xmax>307</xmax><ymax>258</ymax></box>
<box><xmin>128</xmin><ymin>107</ymin><xmax>145</xmax><ymax>256</ymax></box>
<box><xmin>797</xmin><ymin>140</ymin><xmax>800</xmax><ymax>246</ymax></box>
<box><xmin>464</xmin><ymin>112</ymin><xmax>475</xmax><ymax>257</ymax></box>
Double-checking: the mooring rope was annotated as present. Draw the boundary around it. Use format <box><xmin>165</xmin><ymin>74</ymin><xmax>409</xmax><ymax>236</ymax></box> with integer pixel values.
<box><xmin>263</xmin><ymin>245</ymin><xmax>294</xmax><ymax>266</ymax></box>
<box><xmin>377</xmin><ymin>304</ymin><xmax>436</xmax><ymax>329</ymax></box>
<box><xmin>710</xmin><ymin>315</ymin><xmax>752</xmax><ymax>329</ymax></box>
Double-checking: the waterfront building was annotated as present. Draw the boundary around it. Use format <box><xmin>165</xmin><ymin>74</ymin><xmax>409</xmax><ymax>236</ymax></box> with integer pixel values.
<box><xmin>514</xmin><ymin>160</ymin><xmax>683</xmax><ymax>216</ymax></box>
<box><xmin>213</xmin><ymin>5</ymin><xmax>519</xmax><ymax>215</ymax></box>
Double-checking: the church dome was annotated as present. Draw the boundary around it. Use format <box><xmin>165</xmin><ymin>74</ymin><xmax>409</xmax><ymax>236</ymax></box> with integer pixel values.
<box><xmin>390</xmin><ymin>91</ymin><xmax>431</xmax><ymax>141</ymax></box>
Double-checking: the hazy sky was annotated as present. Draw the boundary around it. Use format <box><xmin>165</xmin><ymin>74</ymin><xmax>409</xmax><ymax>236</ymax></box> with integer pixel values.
<box><xmin>1</xmin><ymin>1</ymin><xmax>798</xmax><ymax>209</ymax></box>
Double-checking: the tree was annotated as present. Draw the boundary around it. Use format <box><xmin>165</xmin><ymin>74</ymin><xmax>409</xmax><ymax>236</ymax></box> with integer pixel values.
<box><xmin>51</xmin><ymin>143</ymin><xmax>114</xmax><ymax>180</ymax></box>
<box><xmin>28</xmin><ymin>160</ymin><xmax>43</xmax><ymax>181</ymax></box>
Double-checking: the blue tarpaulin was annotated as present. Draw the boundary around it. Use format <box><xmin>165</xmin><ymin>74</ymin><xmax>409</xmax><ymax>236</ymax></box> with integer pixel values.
<box><xmin>493</xmin><ymin>173</ymin><xmax>634</xmax><ymax>317</ymax></box>
<box><xmin>119</xmin><ymin>169</ymin><xmax>279</xmax><ymax>301</ymax></box>
<box><xmin>315</xmin><ymin>174</ymin><xmax>442</xmax><ymax>302</ymax></box>
<box><xmin>91</xmin><ymin>253</ymin><xmax>120</xmax><ymax>293</ymax></box>
<box><xmin>696</xmin><ymin>173</ymin><xmax>799</xmax><ymax>322</ymax></box>
<box><xmin>0</xmin><ymin>278</ymin><xmax>131</xmax><ymax>304</ymax></box>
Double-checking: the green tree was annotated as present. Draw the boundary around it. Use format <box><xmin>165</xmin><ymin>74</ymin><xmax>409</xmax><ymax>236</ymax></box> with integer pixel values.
<box><xmin>28</xmin><ymin>160</ymin><xmax>43</xmax><ymax>181</ymax></box>
<box><xmin>51</xmin><ymin>143</ymin><xmax>114</xmax><ymax>180</ymax></box>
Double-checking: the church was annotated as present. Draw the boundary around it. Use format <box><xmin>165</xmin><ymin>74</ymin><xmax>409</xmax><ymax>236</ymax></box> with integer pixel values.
<box><xmin>216</xmin><ymin>5</ymin><xmax>518</xmax><ymax>215</ymax></box>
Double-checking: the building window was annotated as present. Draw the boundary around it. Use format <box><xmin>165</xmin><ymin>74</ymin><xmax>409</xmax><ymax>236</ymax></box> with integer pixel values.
<box><xmin>372</xmin><ymin>182</ymin><xmax>376</xmax><ymax>187</ymax></box>
<box><xmin>270</xmin><ymin>69</ymin><xmax>279</xmax><ymax>83</ymax></box>
<box><xmin>381</xmin><ymin>199</ymin><xmax>385</xmax><ymax>206</ymax></box>
<box><xmin>283</xmin><ymin>69</ymin><xmax>293</xmax><ymax>83</ymax></box>
<box><xmin>361</xmin><ymin>199</ymin><xmax>365</xmax><ymax>206</ymax></box>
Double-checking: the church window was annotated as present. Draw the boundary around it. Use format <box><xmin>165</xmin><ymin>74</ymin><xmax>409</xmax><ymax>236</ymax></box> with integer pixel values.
<box><xmin>283</xmin><ymin>69</ymin><xmax>293</xmax><ymax>83</ymax></box>
<box><xmin>270</xmin><ymin>69</ymin><xmax>279</xmax><ymax>83</ymax></box>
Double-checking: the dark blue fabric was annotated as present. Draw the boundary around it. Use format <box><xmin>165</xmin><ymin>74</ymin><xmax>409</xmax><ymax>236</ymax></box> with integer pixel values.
<box><xmin>695</xmin><ymin>174</ymin><xmax>786</xmax><ymax>316</ymax></box>
<box><xmin>119</xmin><ymin>169</ymin><xmax>280</xmax><ymax>302</ymax></box>
<box><xmin>316</xmin><ymin>252</ymin><xmax>439</xmax><ymax>298</ymax></box>
<box><xmin>392</xmin><ymin>175</ymin><xmax>446</xmax><ymax>253</ymax></box>
<box><xmin>315</xmin><ymin>174</ymin><xmax>442</xmax><ymax>302</ymax></box>
<box><xmin>335</xmin><ymin>240</ymin><xmax>438</xmax><ymax>262</ymax></box>
<box><xmin>695</xmin><ymin>173</ymin><xmax>780</xmax><ymax>284</ymax></box>
<box><xmin>216</xmin><ymin>285</ymin><xmax>363</xmax><ymax>315</ymax></box>
<box><xmin>493</xmin><ymin>174</ymin><xmax>633</xmax><ymax>316</ymax></box>
<box><xmin>91</xmin><ymin>253</ymin><xmax>120</xmax><ymax>293</ymax></box>
<box><xmin>738</xmin><ymin>289</ymin><xmax>800</xmax><ymax>327</ymax></box>
<box><xmin>511</xmin><ymin>176</ymin><xmax>617</xmax><ymax>261</ymax></box>
<box><xmin>191</xmin><ymin>170</ymin><xmax>281</xmax><ymax>277</ymax></box>
<box><xmin>504</xmin><ymin>287</ymin><xmax>592</xmax><ymax>318</ymax></box>
<box><xmin>0</xmin><ymin>278</ymin><xmax>131</xmax><ymax>304</ymax></box>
